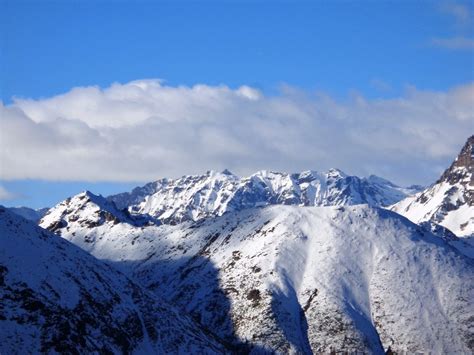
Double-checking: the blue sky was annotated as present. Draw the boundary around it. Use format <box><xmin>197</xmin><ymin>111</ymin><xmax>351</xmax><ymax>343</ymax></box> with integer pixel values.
<box><xmin>1</xmin><ymin>0</ymin><xmax>473</xmax><ymax>208</ymax></box>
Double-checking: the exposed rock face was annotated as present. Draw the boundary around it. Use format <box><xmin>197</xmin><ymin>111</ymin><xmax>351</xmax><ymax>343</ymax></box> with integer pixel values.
<box><xmin>392</xmin><ymin>135</ymin><xmax>474</xmax><ymax>238</ymax></box>
<box><xmin>0</xmin><ymin>207</ymin><xmax>225</xmax><ymax>354</ymax></box>
<box><xmin>438</xmin><ymin>135</ymin><xmax>474</xmax><ymax>186</ymax></box>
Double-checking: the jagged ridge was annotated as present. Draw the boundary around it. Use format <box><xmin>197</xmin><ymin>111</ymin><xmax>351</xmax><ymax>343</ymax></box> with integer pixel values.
<box><xmin>108</xmin><ymin>169</ymin><xmax>421</xmax><ymax>225</ymax></box>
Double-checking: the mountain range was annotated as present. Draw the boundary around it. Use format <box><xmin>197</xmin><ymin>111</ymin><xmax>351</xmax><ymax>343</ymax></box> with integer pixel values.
<box><xmin>2</xmin><ymin>135</ymin><xmax>473</xmax><ymax>354</ymax></box>
<box><xmin>107</xmin><ymin>168</ymin><xmax>422</xmax><ymax>225</ymax></box>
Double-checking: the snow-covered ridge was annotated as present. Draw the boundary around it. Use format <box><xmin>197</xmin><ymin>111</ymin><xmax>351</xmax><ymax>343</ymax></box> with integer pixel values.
<box><xmin>392</xmin><ymin>135</ymin><xmax>474</xmax><ymax>238</ymax></box>
<box><xmin>8</xmin><ymin>206</ymin><xmax>48</xmax><ymax>222</ymax></box>
<box><xmin>40</xmin><ymin>190</ymin><xmax>158</xmax><ymax>235</ymax></box>
<box><xmin>53</xmin><ymin>204</ymin><xmax>474</xmax><ymax>353</ymax></box>
<box><xmin>108</xmin><ymin>168</ymin><xmax>421</xmax><ymax>225</ymax></box>
<box><xmin>0</xmin><ymin>206</ymin><xmax>225</xmax><ymax>354</ymax></box>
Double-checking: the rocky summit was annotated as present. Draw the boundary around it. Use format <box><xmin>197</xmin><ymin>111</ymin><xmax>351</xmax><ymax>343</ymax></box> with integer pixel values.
<box><xmin>393</xmin><ymin>135</ymin><xmax>474</xmax><ymax>238</ymax></box>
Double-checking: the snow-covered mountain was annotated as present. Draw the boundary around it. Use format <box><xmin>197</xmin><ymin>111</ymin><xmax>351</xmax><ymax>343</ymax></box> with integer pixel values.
<box><xmin>0</xmin><ymin>206</ymin><xmax>225</xmax><ymax>354</ymax></box>
<box><xmin>9</xmin><ymin>206</ymin><xmax>48</xmax><ymax>222</ymax></box>
<box><xmin>39</xmin><ymin>191</ymin><xmax>158</xmax><ymax>236</ymax></box>
<box><xmin>108</xmin><ymin>168</ymin><xmax>421</xmax><ymax>225</ymax></box>
<box><xmin>43</xmin><ymin>203</ymin><xmax>474</xmax><ymax>353</ymax></box>
<box><xmin>392</xmin><ymin>135</ymin><xmax>474</xmax><ymax>238</ymax></box>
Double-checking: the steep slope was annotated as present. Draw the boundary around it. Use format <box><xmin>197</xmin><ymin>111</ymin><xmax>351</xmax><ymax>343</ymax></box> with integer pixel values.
<box><xmin>0</xmin><ymin>207</ymin><xmax>224</xmax><ymax>354</ymax></box>
<box><xmin>108</xmin><ymin>169</ymin><xmax>421</xmax><ymax>224</ymax></box>
<box><xmin>49</xmin><ymin>204</ymin><xmax>474</xmax><ymax>354</ymax></box>
<box><xmin>392</xmin><ymin>135</ymin><xmax>474</xmax><ymax>237</ymax></box>
<box><xmin>9</xmin><ymin>206</ymin><xmax>48</xmax><ymax>222</ymax></box>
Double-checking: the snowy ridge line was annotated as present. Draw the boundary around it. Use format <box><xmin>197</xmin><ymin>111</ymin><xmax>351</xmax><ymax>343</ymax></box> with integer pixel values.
<box><xmin>106</xmin><ymin>168</ymin><xmax>421</xmax><ymax>225</ymax></box>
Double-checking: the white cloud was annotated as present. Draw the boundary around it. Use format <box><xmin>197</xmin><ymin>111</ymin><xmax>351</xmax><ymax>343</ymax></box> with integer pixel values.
<box><xmin>1</xmin><ymin>80</ymin><xmax>473</xmax><ymax>185</ymax></box>
<box><xmin>431</xmin><ymin>36</ymin><xmax>474</xmax><ymax>49</ymax></box>
<box><xmin>0</xmin><ymin>186</ymin><xmax>16</xmax><ymax>201</ymax></box>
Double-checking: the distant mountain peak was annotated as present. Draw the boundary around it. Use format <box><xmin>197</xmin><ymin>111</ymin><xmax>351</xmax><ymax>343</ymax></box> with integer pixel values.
<box><xmin>221</xmin><ymin>168</ymin><xmax>234</xmax><ymax>176</ymax></box>
<box><xmin>326</xmin><ymin>167</ymin><xmax>347</xmax><ymax>178</ymax></box>
<box><xmin>366</xmin><ymin>175</ymin><xmax>397</xmax><ymax>187</ymax></box>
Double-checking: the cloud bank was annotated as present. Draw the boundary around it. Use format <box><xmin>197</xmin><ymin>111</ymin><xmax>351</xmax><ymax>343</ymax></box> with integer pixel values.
<box><xmin>1</xmin><ymin>80</ymin><xmax>473</xmax><ymax>185</ymax></box>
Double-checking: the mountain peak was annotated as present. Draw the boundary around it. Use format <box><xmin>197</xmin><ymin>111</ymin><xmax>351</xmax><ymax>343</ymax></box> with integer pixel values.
<box><xmin>78</xmin><ymin>190</ymin><xmax>102</xmax><ymax>202</ymax></box>
<box><xmin>366</xmin><ymin>175</ymin><xmax>396</xmax><ymax>187</ymax></box>
<box><xmin>326</xmin><ymin>168</ymin><xmax>347</xmax><ymax>179</ymax></box>
<box><xmin>438</xmin><ymin>135</ymin><xmax>474</xmax><ymax>185</ymax></box>
<box><xmin>221</xmin><ymin>168</ymin><xmax>235</xmax><ymax>176</ymax></box>
<box><xmin>40</xmin><ymin>190</ymin><xmax>137</xmax><ymax>233</ymax></box>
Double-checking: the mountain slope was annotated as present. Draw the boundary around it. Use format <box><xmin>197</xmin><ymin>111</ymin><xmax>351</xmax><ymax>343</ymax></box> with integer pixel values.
<box><xmin>108</xmin><ymin>169</ymin><xmax>421</xmax><ymax>225</ymax></box>
<box><xmin>0</xmin><ymin>207</ymin><xmax>224</xmax><ymax>354</ymax></box>
<box><xmin>48</xmin><ymin>204</ymin><xmax>474</xmax><ymax>354</ymax></box>
<box><xmin>9</xmin><ymin>206</ymin><xmax>48</xmax><ymax>222</ymax></box>
<box><xmin>392</xmin><ymin>135</ymin><xmax>474</xmax><ymax>237</ymax></box>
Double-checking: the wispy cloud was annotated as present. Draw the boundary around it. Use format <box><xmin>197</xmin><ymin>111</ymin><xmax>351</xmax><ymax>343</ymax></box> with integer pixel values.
<box><xmin>1</xmin><ymin>80</ymin><xmax>473</xmax><ymax>185</ymax></box>
<box><xmin>432</xmin><ymin>2</ymin><xmax>473</xmax><ymax>50</ymax></box>
<box><xmin>440</xmin><ymin>2</ymin><xmax>471</xmax><ymax>25</ymax></box>
<box><xmin>0</xmin><ymin>186</ymin><xmax>16</xmax><ymax>201</ymax></box>
<box><xmin>431</xmin><ymin>36</ymin><xmax>474</xmax><ymax>49</ymax></box>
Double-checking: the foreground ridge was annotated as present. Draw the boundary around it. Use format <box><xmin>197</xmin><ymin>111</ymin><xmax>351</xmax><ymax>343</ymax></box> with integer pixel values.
<box><xmin>0</xmin><ymin>207</ymin><xmax>225</xmax><ymax>354</ymax></box>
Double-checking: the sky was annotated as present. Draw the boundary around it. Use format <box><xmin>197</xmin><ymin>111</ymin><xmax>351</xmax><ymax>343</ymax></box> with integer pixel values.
<box><xmin>1</xmin><ymin>0</ymin><xmax>473</xmax><ymax>208</ymax></box>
